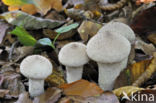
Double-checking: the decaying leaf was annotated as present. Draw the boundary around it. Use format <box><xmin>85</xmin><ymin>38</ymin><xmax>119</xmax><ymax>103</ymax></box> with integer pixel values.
<box><xmin>65</xmin><ymin>8</ymin><xmax>94</xmax><ymax>20</ymax></box>
<box><xmin>0</xmin><ymin>21</ymin><xmax>9</xmax><ymax>44</ymax></box>
<box><xmin>32</xmin><ymin>0</ymin><xmax>63</xmax><ymax>15</ymax></box>
<box><xmin>131</xmin><ymin>6</ymin><xmax>156</xmax><ymax>39</ymax></box>
<box><xmin>135</xmin><ymin>38</ymin><xmax>156</xmax><ymax>55</ymax></box>
<box><xmin>114</xmin><ymin>54</ymin><xmax>152</xmax><ymax>88</ymax></box>
<box><xmin>1</xmin><ymin>11</ymin><xmax>65</xmax><ymax>29</ymax></box>
<box><xmin>60</xmin><ymin>79</ymin><xmax>103</xmax><ymax>97</ymax></box>
<box><xmin>0</xmin><ymin>71</ymin><xmax>25</xmax><ymax>97</ymax></box>
<box><xmin>0</xmin><ymin>89</ymin><xmax>9</xmax><ymax>98</ymax></box>
<box><xmin>34</xmin><ymin>87</ymin><xmax>62</xmax><ymax>103</ymax></box>
<box><xmin>43</xmin><ymin>29</ymin><xmax>75</xmax><ymax>40</ymax></box>
<box><xmin>2</xmin><ymin>0</ymin><xmax>63</xmax><ymax>15</ymax></box>
<box><xmin>78</xmin><ymin>20</ymin><xmax>102</xmax><ymax>41</ymax></box>
<box><xmin>59</xmin><ymin>92</ymin><xmax>119</xmax><ymax>103</ymax></box>
<box><xmin>133</xmin><ymin>52</ymin><xmax>156</xmax><ymax>87</ymax></box>
<box><xmin>113</xmin><ymin>86</ymin><xmax>144</xmax><ymax>98</ymax></box>
<box><xmin>148</xmin><ymin>33</ymin><xmax>156</xmax><ymax>45</ymax></box>
<box><xmin>15</xmin><ymin>92</ymin><xmax>33</xmax><ymax>103</ymax></box>
<box><xmin>46</xmin><ymin>68</ymin><xmax>65</xmax><ymax>87</ymax></box>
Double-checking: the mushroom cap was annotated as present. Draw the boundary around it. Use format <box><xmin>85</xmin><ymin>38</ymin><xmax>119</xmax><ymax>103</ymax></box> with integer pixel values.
<box><xmin>98</xmin><ymin>22</ymin><xmax>135</xmax><ymax>43</ymax></box>
<box><xmin>58</xmin><ymin>42</ymin><xmax>89</xmax><ymax>67</ymax></box>
<box><xmin>20</xmin><ymin>55</ymin><xmax>53</xmax><ymax>79</ymax></box>
<box><xmin>87</xmin><ymin>31</ymin><xmax>131</xmax><ymax>63</ymax></box>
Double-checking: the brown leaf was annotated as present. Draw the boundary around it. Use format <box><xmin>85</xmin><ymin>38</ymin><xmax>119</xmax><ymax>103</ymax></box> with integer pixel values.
<box><xmin>0</xmin><ymin>71</ymin><xmax>25</xmax><ymax>97</ymax></box>
<box><xmin>59</xmin><ymin>92</ymin><xmax>119</xmax><ymax>103</ymax></box>
<box><xmin>115</xmin><ymin>56</ymin><xmax>152</xmax><ymax>88</ymax></box>
<box><xmin>133</xmin><ymin>52</ymin><xmax>156</xmax><ymax>87</ymax></box>
<box><xmin>46</xmin><ymin>68</ymin><xmax>65</xmax><ymax>87</ymax></box>
<box><xmin>135</xmin><ymin>38</ymin><xmax>156</xmax><ymax>55</ymax></box>
<box><xmin>147</xmin><ymin>33</ymin><xmax>156</xmax><ymax>45</ymax></box>
<box><xmin>34</xmin><ymin>87</ymin><xmax>62</xmax><ymax>103</ymax></box>
<box><xmin>15</xmin><ymin>92</ymin><xmax>33</xmax><ymax>103</ymax></box>
<box><xmin>78</xmin><ymin>20</ymin><xmax>102</xmax><ymax>41</ymax></box>
<box><xmin>131</xmin><ymin>6</ymin><xmax>156</xmax><ymax>40</ymax></box>
<box><xmin>0</xmin><ymin>21</ymin><xmax>9</xmax><ymax>44</ymax></box>
<box><xmin>60</xmin><ymin>79</ymin><xmax>103</xmax><ymax>97</ymax></box>
<box><xmin>33</xmin><ymin>0</ymin><xmax>63</xmax><ymax>15</ymax></box>
<box><xmin>0</xmin><ymin>89</ymin><xmax>9</xmax><ymax>98</ymax></box>
<box><xmin>43</xmin><ymin>29</ymin><xmax>75</xmax><ymax>40</ymax></box>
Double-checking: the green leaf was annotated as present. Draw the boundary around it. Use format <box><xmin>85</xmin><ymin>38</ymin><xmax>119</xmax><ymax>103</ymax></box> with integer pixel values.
<box><xmin>37</xmin><ymin>38</ymin><xmax>55</xmax><ymax>49</ymax></box>
<box><xmin>55</xmin><ymin>23</ymin><xmax>79</xmax><ymax>34</ymax></box>
<box><xmin>10</xmin><ymin>26</ymin><xmax>37</xmax><ymax>46</ymax></box>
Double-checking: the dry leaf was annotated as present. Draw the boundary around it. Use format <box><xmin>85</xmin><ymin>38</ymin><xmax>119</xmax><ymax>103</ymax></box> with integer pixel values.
<box><xmin>15</xmin><ymin>92</ymin><xmax>33</xmax><ymax>103</ymax></box>
<box><xmin>0</xmin><ymin>89</ymin><xmax>9</xmax><ymax>98</ymax></box>
<box><xmin>1</xmin><ymin>11</ymin><xmax>64</xmax><ymax>30</ymax></box>
<box><xmin>21</xmin><ymin>4</ymin><xmax>37</xmax><ymax>15</ymax></box>
<box><xmin>131</xmin><ymin>6</ymin><xmax>156</xmax><ymax>38</ymax></box>
<box><xmin>133</xmin><ymin>52</ymin><xmax>156</xmax><ymax>86</ymax></box>
<box><xmin>135</xmin><ymin>38</ymin><xmax>156</xmax><ymax>55</ymax></box>
<box><xmin>43</xmin><ymin>29</ymin><xmax>75</xmax><ymax>40</ymax></box>
<box><xmin>46</xmin><ymin>69</ymin><xmax>65</xmax><ymax>87</ymax></box>
<box><xmin>60</xmin><ymin>79</ymin><xmax>103</xmax><ymax>97</ymax></box>
<box><xmin>130</xmin><ymin>59</ymin><xmax>151</xmax><ymax>82</ymax></box>
<box><xmin>147</xmin><ymin>33</ymin><xmax>156</xmax><ymax>45</ymax></box>
<box><xmin>78</xmin><ymin>20</ymin><xmax>102</xmax><ymax>41</ymax></box>
<box><xmin>34</xmin><ymin>87</ymin><xmax>62</xmax><ymax>103</ymax></box>
<box><xmin>32</xmin><ymin>0</ymin><xmax>63</xmax><ymax>15</ymax></box>
<box><xmin>59</xmin><ymin>92</ymin><xmax>119</xmax><ymax>103</ymax></box>
<box><xmin>0</xmin><ymin>21</ymin><xmax>9</xmax><ymax>44</ymax></box>
<box><xmin>0</xmin><ymin>71</ymin><xmax>25</xmax><ymax>97</ymax></box>
<box><xmin>113</xmin><ymin>86</ymin><xmax>144</xmax><ymax>97</ymax></box>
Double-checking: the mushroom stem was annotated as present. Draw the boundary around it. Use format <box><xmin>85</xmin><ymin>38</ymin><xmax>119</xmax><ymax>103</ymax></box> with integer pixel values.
<box><xmin>66</xmin><ymin>66</ymin><xmax>83</xmax><ymax>83</ymax></box>
<box><xmin>98</xmin><ymin>58</ymin><xmax>128</xmax><ymax>90</ymax></box>
<box><xmin>29</xmin><ymin>79</ymin><xmax>44</xmax><ymax>97</ymax></box>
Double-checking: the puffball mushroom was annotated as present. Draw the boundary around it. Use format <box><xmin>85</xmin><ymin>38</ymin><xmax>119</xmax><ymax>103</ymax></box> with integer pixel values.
<box><xmin>20</xmin><ymin>55</ymin><xmax>53</xmax><ymax>97</ymax></box>
<box><xmin>58</xmin><ymin>42</ymin><xmax>89</xmax><ymax>83</ymax></box>
<box><xmin>86</xmin><ymin>31</ymin><xmax>131</xmax><ymax>90</ymax></box>
<box><xmin>98</xmin><ymin>22</ymin><xmax>135</xmax><ymax>43</ymax></box>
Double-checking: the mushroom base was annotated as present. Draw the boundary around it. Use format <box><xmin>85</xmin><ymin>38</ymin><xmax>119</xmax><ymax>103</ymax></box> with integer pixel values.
<box><xmin>98</xmin><ymin>58</ymin><xmax>128</xmax><ymax>90</ymax></box>
<box><xmin>29</xmin><ymin>79</ymin><xmax>44</xmax><ymax>97</ymax></box>
<box><xmin>66</xmin><ymin>66</ymin><xmax>83</xmax><ymax>83</ymax></box>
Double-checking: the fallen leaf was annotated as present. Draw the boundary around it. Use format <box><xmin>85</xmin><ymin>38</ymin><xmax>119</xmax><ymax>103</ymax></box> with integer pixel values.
<box><xmin>0</xmin><ymin>21</ymin><xmax>9</xmax><ymax>44</ymax></box>
<box><xmin>65</xmin><ymin>8</ymin><xmax>94</xmax><ymax>20</ymax></box>
<box><xmin>60</xmin><ymin>79</ymin><xmax>103</xmax><ymax>97</ymax></box>
<box><xmin>113</xmin><ymin>86</ymin><xmax>144</xmax><ymax>98</ymax></box>
<box><xmin>0</xmin><ymin>89</ymin><xmax>9</xmax><ymax>98</ymax></box>
<box><xmin>15</xmin><ymin>92</ymin><xmax>33</xmax><ymax>103</ymax></box>
<box><xmin>78</xmin><ymin>20</ymin><xmax>102</xmax><ymax>41</ymax></box>
<box><xmin>147</xmin><ymin>33</ymin><xmax>156</xmax><ymax>45</ymax></box>
<box><xmin>21</xmin><ymin>4</ymin><xmax>37</xmax><ymax>15</ymax></box>
<box><xmin>32</xmin><ymin>0</ymin><xmax>63</xmax><ymax>15</ymax></box>
<box><xmin>133</xmin><ymin>52</ymin><xmax>156</xmax><ymax>87</ymax></box>
<box><xmin>43</xmin><ymin>29</ymin><xmax>75</xmax><ymax>40</ymax></box>
<box><xmin>59</xmin><ymin>92</ymin><xmax>119</xmax><ymax>103</ymax></box>
<box><xmin>131</xmin><ymin>6</ymin><xmax>156</xmax><ymax>40</ymax></box>
<box><xmin>135</xmin><ymin>38</ymin><xmax>156</xmax><ymax>55</ymax></box>
<box><xmin>0</xmin><ymin>71</ymin><xmax>25</xmax><ymax>97</ymax></box>
<box><xmin>1</xmin><ymin>11</ymin><xmax>65</xmax><ymax>29</ymax></box>
<box><xmin>34</xmin><ymin>87</ymin><xmax>62</xmax><ymax>103</ymax></box>
<box><xmin>46</xmin><ymin>68</ymin><xmax>65</xmax><ymax>87</ymax></box>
